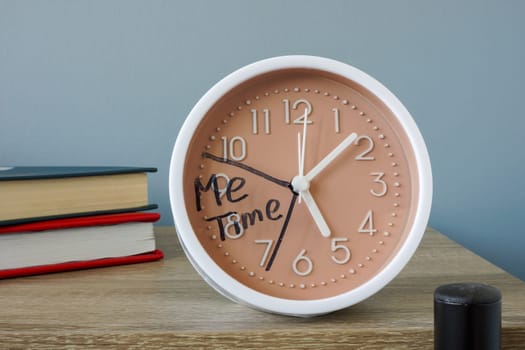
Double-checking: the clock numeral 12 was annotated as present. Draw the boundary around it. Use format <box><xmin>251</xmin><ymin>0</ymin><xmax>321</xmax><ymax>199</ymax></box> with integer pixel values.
<box><xmin>283</xmin><ymin>98</ymin><xmax>313</xmax><ymax>125</ymax></box>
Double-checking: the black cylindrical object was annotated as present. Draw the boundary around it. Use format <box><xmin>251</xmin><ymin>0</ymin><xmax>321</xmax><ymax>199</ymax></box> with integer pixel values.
<box><xmin>434</xmin><ymin>283</ymin><xmax>501</xmax><ymax>350</ymax></box>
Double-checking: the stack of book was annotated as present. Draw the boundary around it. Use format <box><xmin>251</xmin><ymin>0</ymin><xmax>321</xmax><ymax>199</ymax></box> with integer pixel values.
<box><xmin>0</xmin><ymin>166</ymin><xmax>163</xmax><ymax>279</ymax></box>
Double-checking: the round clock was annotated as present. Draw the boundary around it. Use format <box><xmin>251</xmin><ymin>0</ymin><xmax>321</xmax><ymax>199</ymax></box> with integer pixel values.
<box><xmin>169</xmin><ymin>55</ymin><xmax>432</xmax><ymax>316</ymax></box>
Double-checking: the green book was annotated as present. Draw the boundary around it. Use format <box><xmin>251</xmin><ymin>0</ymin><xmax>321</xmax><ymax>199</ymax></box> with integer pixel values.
<box><xmin>0</xmin><ymin>166</ymin><xmax>157</xmax><ymax>226</ymax></box>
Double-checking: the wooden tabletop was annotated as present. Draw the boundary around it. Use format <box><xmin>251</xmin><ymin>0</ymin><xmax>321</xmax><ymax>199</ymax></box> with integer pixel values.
<box><xmin>1</xmin><ymin>227</ymin><xmax>524</xmax><ymax>349</ymax></box>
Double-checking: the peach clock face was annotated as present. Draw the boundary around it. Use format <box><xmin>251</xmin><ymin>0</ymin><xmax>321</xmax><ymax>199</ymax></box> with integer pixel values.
<box><xmin>170</xmin><ymin>56</ymin><xmax>432</xmax><ymax>316</ymax></box>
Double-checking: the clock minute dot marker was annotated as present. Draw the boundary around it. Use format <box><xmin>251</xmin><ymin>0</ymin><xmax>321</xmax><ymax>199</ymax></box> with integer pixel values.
<box><xmin>388</xmin><ymin>152</ymin><xmax>394</xmax><ymax>157</ymax></box>
<box><xmin>300</xmin><ymin>284</ymin><xmax>306</xmax><ymax>289</ymax></box>
<box><xmin>379</xmin><ymin>134</ymin><xmax>385</xmax><ymax>139</ymax></box>
<box><xmin>394</xmin><ymin>203</ymin><xmax>399</xmax><ymax>207</ymax></box>
<box><xmin>264</xmin><ymin>92</ymin><xmax>270</xmax><ymax>96</ymax></box>
<box><xmin>237</xmin><ymin>106</ymin><xmax>242</xmax><ymax>111</ymax></box>
<box><xmin>321</xmin><ymin>281</ymin><xmax>327</xmax><ymax>286</ymax></box>
<box><xmin>331</xmin><ymin>278</ymin><xmax>337</xmax><ymax>283</ymax></box>
<box><xmin>248</xmin><ymin>272</ymin><xmax>255</xmax><ymax>277</ymax></box>
<box><xmin>289</xmin><ymin>284</ymin><xmax>295</xmax><ymax>288</ymax></box>
<box><xmin>373</xmin><ymin>126</ymin><xmax>379</xmax><ymax>130</ymax></box>
<box><xmin>224</xmin><ymin>252</ymin><xmax>230</xmax><ymax>256</ymax></box>
<box><xmin>324</xmin><ymin>92</ymin><xmax>330</xmax><ymax>96</ymax></box>
<box><xmin>205</xmin><ymin>145</ymin><xmax>211</xmax><ymax>150</ymax></box>
<box><xmin>395</xmin><ymin>193</ymin><xmax>400</xmax><ymax>197</ymax></box>
<box><xmin>211</xmin><ymin>234</ymin><xmax>217</xmax><ymax>240</ymax></box>
<box><xmin>366</xmin><ymin>118</ymin><xmax>372</xmax><ymax>123</ymax></box>
<box><xmin>359</xmin><ymin>111</ymin><xmax>366</xmax><ymax>116</ymax></box>
<box><xmin>232</xmin><ymin>259</ymin><xmax>237</xmax><ymax>264</ymax></box>
<box><xmin>240</xmin><ymin>266</ymin><xmax>246</xmax><ymax>271</ymax></box>
<box><xmin>273</xmin><ymin>89</ymin><xmax>279</xmax><ymax>94</ymax></box>
<box><xmin>333</xmin><ymin>95</ymin><xmax>339</xmax><ymax>100</ymax></box>
<box><xmin>294</xmin><ymin>87</ymin><xmax>300</xmax><ymax>92</ymax></box>
<box><xmin>279</xmin><ymin>283</ymin><xmax>285</xmax><ymax>287</ymax></box>
<box><xmin>259</xmin><ymin>276</ymin><xmax>264</xmax><ymax>281</ymax></box>
<box><xmin>229</xmin><ymin>112</ymin><xmax>235</xmax><ymax>117</ymax></box>
<box><xmin>365</xmin><ymin>256</ymin><xmax>371</xmax><ymax>261</ymax></box>
<box><xmin>245</xmin><ymin>100</ymin><xmax>251</xmax><ymax>105</ymax></box>
<box><xmin>255</xmin><ymin>96</ymin><xmax>260</xmax><ymax>100</ymax></box>
<box><xmin>342</xmin><ymin>99</ymin><xmax>349</xmax><ymax>105</ymax></box>
<box><xmin>217</xmin><ymin>243</ymin><xmax>223</xmax><ymax>248</ymax></box>
<box><xmin>384</xmin><ymin>143</ymin><xmax>390</xmax><ymax>148</ymax></box>
<box><xmin>379</xmin><ymin>240</ymin><xmax>385</xmax><ymax>245</ymax></box>
<box><xmin>349</xmin><ymin>268</ymin><xmax>356</xmax><ymax>274</ymax></box>
<box><xmin>269</xmin><ymin>280</ymin><xmax>274</xmax><ymax>284</ymax></box>
<box><xmin>310</xmin><ymin>283</ymin><xmax>316</xmax><ymax>288</ymax></box>
<box><xmin>393</xmin><ymin>172</ymin><xmax>399</xmax><ymax>176</ymax></box>
<box><xmin>284</xmin><ymin>88</ymin><xmax>290</xmax><ymax>92</ymax></box>
<box><xmin>314</xmin><ymin>89</ymin><xmax>320</xmax><ymax>94</ymax></box>
<box><xmin>215</xmin><ymin>127</ymin><xmax>221</xmax><ymax>132</ymax></box>
<box><xmin>388</xmin><ymin>222</ymin><xmax>394</xmax><ymax>227</ymax></box>
<box><xmin>394</xmin><ymin>182</ymin><xmax>400</xmax><ymax>187</ymax></box>
<box><xmin>340</xmin><ymin>274</ymin><xmax>346</xmax><ymax>279</ymax></box>
<box><xmin>384</xmin><ymin>231</ymin><xmax>391</xmax><ymax>237</ymax></box>
<box><xmin>392</xmin><ymin>162</ymin><xmax>398</xmax><ymax>167</ymax></box>
<box><xmin>392</xmin><ymin>212</ymin><xmax>397</xmax><ymax>217</ymax></box>
<box><xmin>304</xmin><ymin>88</ymin><xmax>310</xmax><ymax>92</ymax></box>
<box><xmin>372</xmin><ymin>249</ymin><xmax>378</xmax><ymax>253</ymax></box>
<box><xmin>351</xmin><ymin>105</ymin><xmax>357</xmax><ymax>110</ymax></box>
<box><xmin>358</xmin><ymin>263</ymin><xmax>364</xmax><ymax>268</ymax></box>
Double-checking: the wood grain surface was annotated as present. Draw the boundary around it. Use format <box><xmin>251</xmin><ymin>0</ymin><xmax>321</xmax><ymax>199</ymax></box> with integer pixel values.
<box><xmin>0</xmin><ymin>227</ymin><xmax>523</xmax><ymax>349</ymax></box>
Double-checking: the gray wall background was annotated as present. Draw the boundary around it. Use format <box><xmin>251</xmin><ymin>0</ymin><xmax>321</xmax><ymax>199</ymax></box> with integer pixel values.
<box><xmin>1</xmin><ymin>1</ymin><xmax>524</xmax><ymax>280</ymax></box>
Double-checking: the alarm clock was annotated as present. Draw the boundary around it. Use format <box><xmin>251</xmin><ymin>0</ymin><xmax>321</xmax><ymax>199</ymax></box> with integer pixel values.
<box><xmin>169</xmin><ymin>55</ymin><xmax>432</xmax><ymax>316</ymax></box>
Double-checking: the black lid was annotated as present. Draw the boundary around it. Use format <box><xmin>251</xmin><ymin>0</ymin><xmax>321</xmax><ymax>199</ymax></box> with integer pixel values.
<box><xmin>434</xmin><ymin>283</ymin><xmax>501</xmax><ymax>350</ymax></box>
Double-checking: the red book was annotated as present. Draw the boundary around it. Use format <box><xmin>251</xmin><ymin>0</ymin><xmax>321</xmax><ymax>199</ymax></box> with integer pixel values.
<box><xmin>0</xmin><ymin>212</ymin><xmax>163</xmax><ymax>279</ymax></box>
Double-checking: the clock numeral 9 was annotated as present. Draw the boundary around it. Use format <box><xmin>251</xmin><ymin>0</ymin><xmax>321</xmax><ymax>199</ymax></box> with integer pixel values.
<box><xmin>221</xmin><ymin>136</ymin><xmax>247</xmax><ymax>161</ymax></box>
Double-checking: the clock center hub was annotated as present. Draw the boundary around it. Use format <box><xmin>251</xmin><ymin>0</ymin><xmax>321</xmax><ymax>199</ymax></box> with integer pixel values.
<box><xmin>291</xmin><ymin>175</ymin><xmax>310</xmax><ymax>193</ymax></box>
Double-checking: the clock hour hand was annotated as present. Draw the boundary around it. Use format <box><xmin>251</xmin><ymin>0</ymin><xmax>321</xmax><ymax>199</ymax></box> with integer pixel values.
<box><xmin>305</xmin><ymin>132</ymin><xmax>357</xmax><ymax>182</ymax></box>
<box><xmin>293</xmin><ymin>109</ymin><xmax>331</xmax><ymax>238</ymax></box>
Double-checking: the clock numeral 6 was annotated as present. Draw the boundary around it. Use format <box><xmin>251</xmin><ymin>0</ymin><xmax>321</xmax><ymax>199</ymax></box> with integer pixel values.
<box><xmin>292</xmin><ymin>249</ymin><xmax>313</xmax><ymax>276</ymax></box>
<box><xmin>221</xmin><ymin>136</ymin><xmax>247</xmax><ymax>161</ymax></box>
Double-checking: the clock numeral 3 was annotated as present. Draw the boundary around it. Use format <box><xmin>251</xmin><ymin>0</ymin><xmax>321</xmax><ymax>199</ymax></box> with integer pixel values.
<box><xmin>370</xmin><ymin>172</ymin><xmax>387</xmax><ymax>197</ymax></box>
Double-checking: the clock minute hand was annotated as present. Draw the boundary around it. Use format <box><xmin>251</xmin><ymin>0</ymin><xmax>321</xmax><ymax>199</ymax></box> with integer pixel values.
<box><xmin>305</xmin><ymin>132</ymin><xmax>358</xmax><ymax>182</ymax></box>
